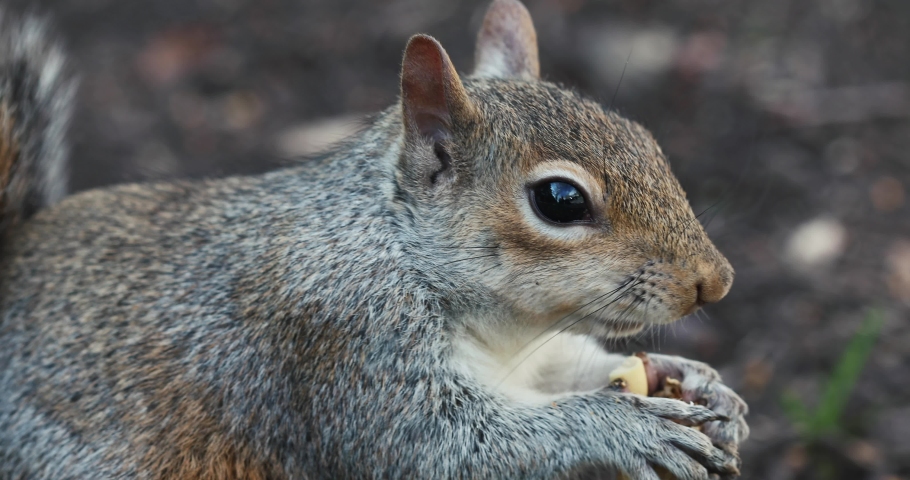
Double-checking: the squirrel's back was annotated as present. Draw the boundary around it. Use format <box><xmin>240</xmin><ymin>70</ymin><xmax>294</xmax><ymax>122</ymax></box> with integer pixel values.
<box><xmin>0</xmin><ymin>123</ymin><xmax>408</xmax><ymax>477</ymax></box>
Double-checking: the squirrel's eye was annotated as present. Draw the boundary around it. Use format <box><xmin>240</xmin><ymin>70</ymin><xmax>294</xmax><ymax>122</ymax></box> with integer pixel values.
<box><xmin>530</xmin><ymin>180</ymin><xmax>593</xmax><ymax>224</ymax></box>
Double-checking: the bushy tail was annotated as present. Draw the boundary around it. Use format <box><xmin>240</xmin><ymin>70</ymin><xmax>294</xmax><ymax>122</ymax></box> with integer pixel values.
<box><xmin>0</xmin><ymin>11</ymin><xmax>75</xmax><ymax>234</ymax></box>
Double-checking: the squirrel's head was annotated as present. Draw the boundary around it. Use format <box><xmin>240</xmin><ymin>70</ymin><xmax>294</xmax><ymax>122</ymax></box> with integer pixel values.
<box><xmin>395</xmin><ymin>0</ymin><xmax>733</xmax><ymax>339</ymax></box>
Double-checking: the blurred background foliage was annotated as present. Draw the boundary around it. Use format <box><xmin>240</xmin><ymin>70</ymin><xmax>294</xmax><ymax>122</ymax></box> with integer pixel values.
<box><xmin>6</xmin><ymin>0</ymin><xmax>908</xmax><ymax>478</ymax></box>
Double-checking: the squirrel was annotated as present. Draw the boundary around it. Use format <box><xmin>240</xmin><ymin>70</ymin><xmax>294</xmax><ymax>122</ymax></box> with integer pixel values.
<box><xmin>0</xmin><ymin>1</ymin><xmax>749</xmax><ymax>479</ymax></box>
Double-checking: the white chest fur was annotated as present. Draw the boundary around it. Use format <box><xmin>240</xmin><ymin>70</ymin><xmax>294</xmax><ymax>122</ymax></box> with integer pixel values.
<box><xmin>451</xmin><ymin>326</ymin><xmax>628</xmax><ymax>405</ymax></box>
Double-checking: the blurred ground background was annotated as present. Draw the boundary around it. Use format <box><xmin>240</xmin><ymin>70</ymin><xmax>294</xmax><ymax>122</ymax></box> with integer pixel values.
<box><xmin>6</xmin><ymin>0</ymin><xmax>908</xmax><ymax>478</ymax></box>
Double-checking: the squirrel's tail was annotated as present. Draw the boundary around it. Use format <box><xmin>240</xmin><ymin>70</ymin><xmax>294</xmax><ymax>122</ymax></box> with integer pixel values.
<box><xmin>0</xmin><ymin>11</ymin><xmax>75</xmax><ymax>234</ymax></box>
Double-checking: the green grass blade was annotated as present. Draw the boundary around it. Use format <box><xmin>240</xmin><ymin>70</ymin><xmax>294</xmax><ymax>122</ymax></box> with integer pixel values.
<box><xmin>780</xmin><ymin>390</ymin><xmax>812</xmax><ymax>436</ymax></box>
<box><xmin>810</xmin><ymin>309</ymin><xmax>884</xmax><ymax>435</ymax></box>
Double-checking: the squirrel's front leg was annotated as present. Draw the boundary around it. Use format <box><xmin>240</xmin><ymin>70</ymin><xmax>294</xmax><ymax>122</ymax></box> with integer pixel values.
<box><xmin>500</xmin><ymin>335</ymin><xmax>749</xmax><ymax>467</ymax></box>
<box><xmin>553</xmin><ymin>348</ymin><xmax>750</xmax><ymax>458</ymax></box>
<box><xmin>503</xmin><ymin>388</ymin><xmax>741</xmax><ymax>480</ymax></box>
<box><xmin>451</xmin><ymin>333</ymin><xmax>745</xmax><ymax>478</ymax></box>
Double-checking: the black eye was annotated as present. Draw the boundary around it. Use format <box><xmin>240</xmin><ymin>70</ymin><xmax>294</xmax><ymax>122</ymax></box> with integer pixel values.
<box><xmin>530</xmin><ymin>180</ymin><xmax>593</xmax><ymax>224</ymax></box>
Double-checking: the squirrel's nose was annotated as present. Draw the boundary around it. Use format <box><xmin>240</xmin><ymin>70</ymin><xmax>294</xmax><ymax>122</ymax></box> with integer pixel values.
<box><xmin>693</xmin><ymin>255</ymin><xmax>734</xmax><ymax>307</ymax></box>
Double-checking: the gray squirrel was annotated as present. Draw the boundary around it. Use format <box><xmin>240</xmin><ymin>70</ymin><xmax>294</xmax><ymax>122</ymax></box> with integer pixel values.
<box><xmin>0</xmin><ymin>1</ymin><xmax>748</xmax><ymax>478</ymax></box>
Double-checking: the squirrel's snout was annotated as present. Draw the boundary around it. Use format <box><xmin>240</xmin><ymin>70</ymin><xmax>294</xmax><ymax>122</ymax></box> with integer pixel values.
<box><xmin>692</xmin><ymin>256</ymin><xmax>734</xmax><ymax>308</ymax></box>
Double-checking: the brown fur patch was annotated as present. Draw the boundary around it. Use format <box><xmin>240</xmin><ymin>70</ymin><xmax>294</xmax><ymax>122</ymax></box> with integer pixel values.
<box><xmin>64</xmin><ymin>342</ymin><xmax>288</xmax><ymax>480</ymax></box>
<box><xmin>0</xmin><ymin>101</ymin><xmax>20</xmax><ymax>217</ymax></box>
<box><xmin>136</xmin><ymin>384</ymin><xmax>285</xmax><ymax>480</ymax></box>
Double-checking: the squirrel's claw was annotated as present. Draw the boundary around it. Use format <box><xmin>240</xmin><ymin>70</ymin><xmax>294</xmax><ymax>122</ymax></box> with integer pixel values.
<box><xmin>626</xmin><ymin>394</ymin><xmax>728</xmax><ymax>427</ymax></box>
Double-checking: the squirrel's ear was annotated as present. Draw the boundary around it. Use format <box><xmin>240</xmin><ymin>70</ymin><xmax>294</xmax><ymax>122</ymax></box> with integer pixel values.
<box><xmin>473</xmin><ymin>0</ymin><xmax>540</xmax><ymax>80</ymax></box>
<box><xmin>400</xmin><ymin>34</ymin><xmax>472</xmax><ymax>144</ymax></box>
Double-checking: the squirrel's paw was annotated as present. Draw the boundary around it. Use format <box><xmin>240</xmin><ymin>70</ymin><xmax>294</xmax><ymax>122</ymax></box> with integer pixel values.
<box><xmin>643</xmin><ymin>354</ymin><xmax>750</xmax><ymax>455</ymax></box>
<box><xmin>611</xmin><ymin>394</ymin><xmax>741</xmax><ymax>480</ymax></box>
